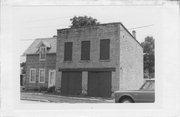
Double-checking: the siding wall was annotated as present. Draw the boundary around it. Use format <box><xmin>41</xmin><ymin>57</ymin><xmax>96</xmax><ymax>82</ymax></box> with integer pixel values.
<box><xmin>25</xmin><ymin>54</ymin><xmax>56</xmax><ymax>90</ymax></box>
<box><xmin>119</xmin><ymin>25</ymin><xmax>143</xmax><ymax>90</ymax></box>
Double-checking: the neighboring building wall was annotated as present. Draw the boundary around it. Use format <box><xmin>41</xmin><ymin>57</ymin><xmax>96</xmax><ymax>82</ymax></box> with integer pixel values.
<box><xmin>119</xmin><ymin>25</ymin><xmax>143</xmax><ymax>90</ymax></box>
<box><xmin>56</xmin><ymin>23</ymin><xmax>120</xmax><ymax>93</ymax></box>
<box><xmin>25</xmin><ymin>54</ymin><xmax>56</xmax><ymax>90</ymax></box>
<box><xmin>55</xmin><ymin>23</ymin><xmax>143</xmax><ymax>97</ymax></box>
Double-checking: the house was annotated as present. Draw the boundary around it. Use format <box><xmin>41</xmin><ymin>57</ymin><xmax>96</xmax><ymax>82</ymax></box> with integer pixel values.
<box><xmin>55</xmin><ymin>22</ymin><xmax>143</xmax><ymax>97</ymax></box>
<box><xmin>23</xmin><ymin>37</ymin><xmax>57</xmax><ymax>90</ymax></box>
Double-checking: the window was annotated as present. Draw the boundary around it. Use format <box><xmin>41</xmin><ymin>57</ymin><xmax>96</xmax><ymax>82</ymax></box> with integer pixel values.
<box><xmin>81</xmin><ymin>41</ymin><xmax>90</xmax><ymax>60</ymax></box>
<box><xmin>29</xmin><ymin>68</ymin><xmax>36</xmax><ymax>83</ymax></box>
<box><xmin>39</xmin><ymin>69</ymin><xmax>45</xmax><ymax>83</ymax></box>
<box><xmin>64</xmin><ymin>42</ymin><xmax>73</xmax><ymax>61</ymax></box>
<box><xmin>100</xmin><ymin>39</ymin><xmax>110</xmax><ymax>60</ymax></box>
<box><xmin>39</xmin><ymin>47</ymin><xmax>46</xmax><ymax>60</ymax></box>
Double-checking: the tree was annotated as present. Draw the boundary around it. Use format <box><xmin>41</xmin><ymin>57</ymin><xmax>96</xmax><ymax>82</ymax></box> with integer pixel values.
<box><xmin>20</xmin><ymin>62</ymin><xmax>26</xmax><ymax>74</ymax></box>
<box><xmin>70</xmin><ymin>16</ymin><xmax>100</xmax><ymax>28</ymax></box>
<box><xmin>141</xmin><ymin>36</ymin><xmax>155</xmax><ymax>79</ymax></box>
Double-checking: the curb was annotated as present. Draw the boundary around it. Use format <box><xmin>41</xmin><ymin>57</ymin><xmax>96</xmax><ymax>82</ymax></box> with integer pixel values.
<box><xmin>21</xmin><ymin>92</ymin><xmax>114</xmax><ymax>102</ymax></box>
<box><xmin>21</xmin><ymin>98</ymin><xmax>50</xmax><ymax>102</ymax></box>
<box><xmin>42</xmin><ymin>94</ymin><xmax>114</xmax><ymax>102</ymax></box>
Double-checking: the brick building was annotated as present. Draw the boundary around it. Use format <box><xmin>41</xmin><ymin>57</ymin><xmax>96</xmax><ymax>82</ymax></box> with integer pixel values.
<box><xmin>55</xmin><ymin>22</ymin><xmax>143</xmax><ymax>97</ymax></box>
<box><xmin>23</xmin><ymin>37</ymin><xmax>56</xmax><ymax>90</ymax></box>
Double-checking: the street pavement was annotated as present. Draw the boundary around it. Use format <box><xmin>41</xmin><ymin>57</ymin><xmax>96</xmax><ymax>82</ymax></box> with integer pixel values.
<box><xmin>21</xmin><ymin>100</ymin><xmax>48</xmax><ymax>103</ymax></box>
<box><xmin>21</xmin><ymin>92</ymin><xmax>114</xmax><ymax>103</ymax></box>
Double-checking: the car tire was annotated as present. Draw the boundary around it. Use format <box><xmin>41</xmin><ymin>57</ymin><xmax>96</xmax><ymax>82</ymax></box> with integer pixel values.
<box><xmin>120</xmin><ymin>98</ymin><xmax>134</xmax><ymax>103</ymax></box>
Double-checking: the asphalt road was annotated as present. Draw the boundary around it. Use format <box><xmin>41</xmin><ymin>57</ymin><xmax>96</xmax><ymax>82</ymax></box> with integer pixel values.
<box><xmin>21</xmin><ymin>92</ymin><xmax>114</xmax><ymax>103</ymax></box>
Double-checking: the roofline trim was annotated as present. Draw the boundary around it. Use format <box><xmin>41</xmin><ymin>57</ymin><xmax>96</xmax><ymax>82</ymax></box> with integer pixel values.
<box><xmin>57</xmin><ymin>22</ymin><xmax>122</xmax><ymax>31</ymax></box>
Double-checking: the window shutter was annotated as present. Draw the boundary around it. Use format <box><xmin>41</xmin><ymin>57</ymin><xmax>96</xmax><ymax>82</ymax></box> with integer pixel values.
<box><xmin>100</xmin><ymin>39</ymin><xmax>110</xmax><ymax>60</ymax></box>
<box><xmin>64</xmin><ymin>42</ymin><xmax>73</xmax><ymax>61</ymax></box>
<box><xmin>81</xmin><ymin>41</ymin><xmax>90</xmax><ymax>60</ymax></box>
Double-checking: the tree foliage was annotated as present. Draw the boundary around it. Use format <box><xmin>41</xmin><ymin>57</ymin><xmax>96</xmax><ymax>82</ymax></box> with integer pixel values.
<box><xmin>141</xmin><ymin>36</ymin><xmax>155</xmax><ymax>78</ymax></box>
<box><xmin>20</xmin><ymin>62</ymin><xmax>26</xmax><ymax>74</ymax></box>
<box><xmin>70</xmin><ymin>16</ymin><xmax>100</xmax><ymax>28</ymax></box>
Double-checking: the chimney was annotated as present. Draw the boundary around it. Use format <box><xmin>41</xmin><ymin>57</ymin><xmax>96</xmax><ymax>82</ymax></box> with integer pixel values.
<box><xmin>132</xmin><ymin>30</ymin><xmax>136</xmax><ymax>39</ymax></box>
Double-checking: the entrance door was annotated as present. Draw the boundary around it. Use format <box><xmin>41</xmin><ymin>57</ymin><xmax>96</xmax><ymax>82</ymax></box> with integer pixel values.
<box><xmin>48</xmin><ymin>70</ymin><xmax>56</xmax><ymax>88</ymax></box>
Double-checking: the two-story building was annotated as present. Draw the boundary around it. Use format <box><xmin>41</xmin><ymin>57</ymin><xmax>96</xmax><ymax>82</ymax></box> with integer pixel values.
<box><xmin>55</xmin><ymin>22</ymin><xmax>143</xmax><ymax>97</ymax></box>
<box><xmin>23</xmin><ymin>37</ymin><xmax>56</xmax><ymax>90</ymax></box>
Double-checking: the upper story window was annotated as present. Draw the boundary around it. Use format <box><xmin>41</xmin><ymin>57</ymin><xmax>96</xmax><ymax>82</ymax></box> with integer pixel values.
<box><xmin>100</xmin><ymin>39</ymin><xmax>110</xmax><ymax>60</ymax></box>
<box><xmin>39</xmin><ymin>46</ymin><xmax>46</xmax><ymax>60</ymax></box>
<box><xmin>81</xmin><ymin>41</ymin><xmax>90</xmax><ymax>60</ymax></box>
<box><xmin>64</xmin><ymin>42</ymin><xmax>73</xmax><ymax>61</ymax></box>
<box><xmin>39</xmin><ymin>69</ymin><xmax>45</xmax><ymax>83</ymax></box>
<box><xmin>29</xmin><ymin>68</ymin><xmax>36</xmax><ymax>83</ymax></box>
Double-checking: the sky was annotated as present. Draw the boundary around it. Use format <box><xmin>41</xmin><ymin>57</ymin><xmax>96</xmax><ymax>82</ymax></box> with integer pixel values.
<box><xmin>10</xmin><ymin>6</ymin><xmax>162</xmax><ymax>60</ymax></box>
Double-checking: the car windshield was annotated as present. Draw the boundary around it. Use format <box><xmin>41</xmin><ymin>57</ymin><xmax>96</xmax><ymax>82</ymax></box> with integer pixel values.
<box><xmin>140</xmin><ymin>80</ymin><xmax>155</xmax><ymax>90</ymax></box>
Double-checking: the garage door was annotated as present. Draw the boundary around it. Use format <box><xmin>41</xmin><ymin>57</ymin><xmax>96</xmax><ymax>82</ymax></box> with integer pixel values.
<box><xmin>61</xmin><ymin>71</ymin><xmax>82</xmax><ymax>95</ymax></box>
<box><xmin>88</xmin><ymin>71</ymin><xmax>112</xmax><ymax>97</ymax></box>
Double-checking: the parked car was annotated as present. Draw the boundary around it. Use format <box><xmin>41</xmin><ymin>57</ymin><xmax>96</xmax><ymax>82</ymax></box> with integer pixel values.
<box><xmin>115</xmin><ymin>79</ymin><xmax>155</xmax><ymax>103</ymax></box>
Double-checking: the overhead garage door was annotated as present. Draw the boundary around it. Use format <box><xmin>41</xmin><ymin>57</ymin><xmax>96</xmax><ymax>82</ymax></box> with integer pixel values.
<box><xmin>61</xmin><ymin>71</ymin><xmax>82</xmax><ymax>95</ymax></box>
<box><xmin>88</xmin><ymin>71</ymin><xmax>112</xmax><ymax>97</ymax></box>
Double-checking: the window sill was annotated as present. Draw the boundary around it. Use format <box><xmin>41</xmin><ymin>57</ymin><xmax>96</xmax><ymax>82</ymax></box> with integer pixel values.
<box><xmin>99</xmin><ymin>59</ymin><xmax>111</xmax><ymax>62</ymax></box>
<box><xmin>79</xmin><ymin>60</ymin><xmax>91</xmax><ymax>63</ymax></box>
<box><xmin>63</xmin><ymin>61</ymin><xmax>73</xmax><ymax>63</ymax></box>
<box><xmin>39</xmin><ymin>59</ymin><xmax>46</xmax><ymax>61</ymax></box>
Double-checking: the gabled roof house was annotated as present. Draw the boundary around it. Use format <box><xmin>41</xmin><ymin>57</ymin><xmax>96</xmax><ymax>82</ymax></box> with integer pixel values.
<box><xmin>23</xmin><ymin>37</ymin><xmax>57</xmax><ymax>90</ymax></box>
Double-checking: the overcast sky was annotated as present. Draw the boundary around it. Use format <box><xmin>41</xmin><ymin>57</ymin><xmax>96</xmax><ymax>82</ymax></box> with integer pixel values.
<box><xmin>11</xmin><ymin>6</ymin><xmax>162</xmax><ymax>58</ymax></box>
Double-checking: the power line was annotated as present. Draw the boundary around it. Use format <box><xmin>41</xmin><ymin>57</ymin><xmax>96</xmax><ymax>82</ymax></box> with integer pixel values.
<box><xmin>26</xmin><ymin>16</ymin><xmax>73</xmax><ymax>22</ymax></box>
<box><xmin>20</xmin><ymin>24</ymin><xmax>154</xmax><ymax>41</ymax></box>
<box><xmin>21</xmin><ymin>39</ymin><xmax>36</xmax><ymax>41</ymax></box>
<box><xmin>26</xmin><ymin>15</ymin><xmax>87</xmax><ymax>22</ymax></box>
<box><xmin>128</xmin><ymin>24</ymin><xmax>154</xmax><ymax>30</ymax></box>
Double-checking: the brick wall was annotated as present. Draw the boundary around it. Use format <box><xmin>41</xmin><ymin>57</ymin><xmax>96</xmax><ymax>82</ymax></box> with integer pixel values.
<box><xmin>55</xmin><ymin>23</ymin><xmax>143</xmax><ymax>95</ymax></box>
<box><xmin>56</xmin><ymin>23</ymin><xmax>120</xmax><ymax>92</ymax></box>
<box><xmin>119</xmin><ymin>25</ymin><xmax>143</xmax><ymax>90</ymax></box>
<box><xmin>25</xmin><ymin>53</ymin><xmax>56</xmax><ymax>90</ymax></box>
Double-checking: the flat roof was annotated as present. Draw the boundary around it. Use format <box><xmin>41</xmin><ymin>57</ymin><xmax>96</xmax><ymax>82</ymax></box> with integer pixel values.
<box><xmin>57</xmin><ymin>22</ymin><xmax>122</xmax><ymax>31</ymax></box>
<box><xmin>57</xmin><ymin>22</ymin><xmax>142</xmax><ymax>48</ymax></box>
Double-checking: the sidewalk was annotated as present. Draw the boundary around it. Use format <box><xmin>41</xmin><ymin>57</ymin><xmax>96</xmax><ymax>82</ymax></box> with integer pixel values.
<box><xmin>21</xmin><ymin>92</ymin><xmax>114</xmax><ymax>103</ymax></box>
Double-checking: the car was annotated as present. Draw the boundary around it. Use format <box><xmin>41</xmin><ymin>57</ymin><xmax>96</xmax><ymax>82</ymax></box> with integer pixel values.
<box><xmin>115</xmin><ymin>79</ymin><xmax>155</xmax><ymax>103</ymax></box>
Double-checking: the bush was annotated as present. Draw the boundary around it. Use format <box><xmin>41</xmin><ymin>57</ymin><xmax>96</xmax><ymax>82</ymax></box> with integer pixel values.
<box><xmin>47</xmin><ymin>86</ymin><xmax>55</xmax><ymax>93</ymax></box>
<box><xmin>33</xmin><ymin>88</ymin><xmax>39</xmax><ymax>92</ymax></box>
<box><xmin>39</xmin><ymin>87</ymin><xmax>48</xmax><ymax>92</ymax></box>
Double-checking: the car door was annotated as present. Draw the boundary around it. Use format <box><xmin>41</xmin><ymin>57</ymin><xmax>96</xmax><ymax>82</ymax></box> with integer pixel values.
<box><xmin>134</xmin><ymin>90</ymin><xmax>154</xmax><ymax>103</ymax></box>
<box><xmin>135</xmin><ymin>80</ymin><xmax>155</xmax><ymax>103</ymax></box>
